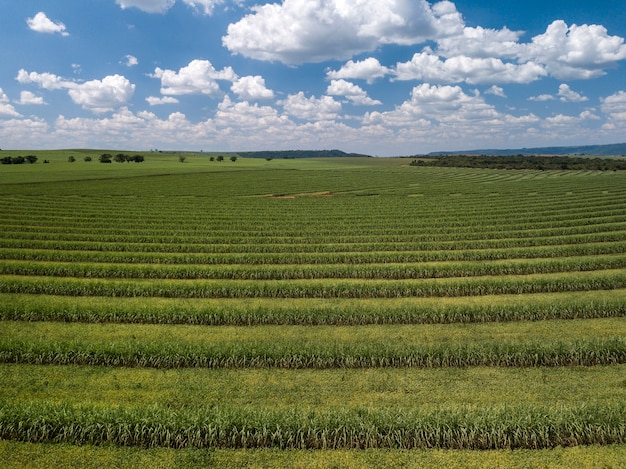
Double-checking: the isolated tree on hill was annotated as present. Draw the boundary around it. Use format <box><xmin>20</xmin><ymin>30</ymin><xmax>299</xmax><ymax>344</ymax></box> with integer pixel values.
<box><xmin>68</xmin><ymin>156</ymin><xmax>76</xmax><ymax>163</ymax></box>
<box><xmin>99</xmin><ymin>154</ymin><xmax>112</xmax><ymax>163</ymax></box>
<box><xmin>230</xmin><ymin>156</ymin><xmax>237</xmax><ymax>162</ymax></box>
<box><xmin>25</xmin><ymin>155</ymin><xmax>37</xmax><ymax>164</ymax></box>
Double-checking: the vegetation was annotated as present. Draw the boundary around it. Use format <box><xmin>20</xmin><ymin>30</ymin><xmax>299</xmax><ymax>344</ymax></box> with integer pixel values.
<box><xmin>0</xmin><ymin>153</ymin><xmax>625</xmax><ymax>464</ymax></box>
<box><xmin>410</xmin><ymin>154</ymin><xmax>626</xmax><ymax>170</ymax></box>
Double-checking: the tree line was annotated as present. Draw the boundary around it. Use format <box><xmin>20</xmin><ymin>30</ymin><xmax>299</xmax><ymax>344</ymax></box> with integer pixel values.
<box><xmin>410</xmin><ymin>155</ymin><xmax>626</xmax><ymax>170</ymax></box>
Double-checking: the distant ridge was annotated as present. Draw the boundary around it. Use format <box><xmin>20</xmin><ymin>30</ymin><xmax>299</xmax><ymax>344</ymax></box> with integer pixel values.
<box><xmin>237</xmin><ymin>149</ymin><xmax>371</xmax><ymax>159</ymax></box>
<box><xmin>428</xmin><ymin>142</ymin><xmax>626</xmax><ymax>157</ymax></box>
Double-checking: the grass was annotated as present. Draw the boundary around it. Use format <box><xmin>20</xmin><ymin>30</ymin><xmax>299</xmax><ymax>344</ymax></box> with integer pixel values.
<box><xmin>1</xmin><ymin>364</ymin><xmax>625</xmax><ymax>410</ymax></box>
<box><xmin>1</xmin><ymin>155</ymin><xmax>626</xmax><ymax>462</ymax></box>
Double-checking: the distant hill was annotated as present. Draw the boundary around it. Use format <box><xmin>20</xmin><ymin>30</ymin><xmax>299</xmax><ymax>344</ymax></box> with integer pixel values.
<box><xmin>428</xmin><ymin>143</ymin><xmax>626</xmax><ymax>157</ymax></box>
<box><xmin>236</xmin><ymin>149</ymin><xmax>371</xmax><ymax>159</ymax></box>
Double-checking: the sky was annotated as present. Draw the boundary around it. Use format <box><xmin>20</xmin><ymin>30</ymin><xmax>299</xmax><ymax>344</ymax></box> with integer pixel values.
<box><xmin>1</xmin><ymin>0</ymin><xmax>626</xmax><ymax>156</ymax></box>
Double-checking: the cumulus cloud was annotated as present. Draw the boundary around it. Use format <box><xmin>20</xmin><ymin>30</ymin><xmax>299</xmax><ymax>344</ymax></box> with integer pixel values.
<box><xmin>521</xmin><ymin>20</ymin><xmax>626</xmax><ymax>79</ymax></box>
<box><xmin>386</xmin><ymin>18</ymin><xmax>626</xmax><ymax>85</ymax></box>
<box><xmin>152</xmin><ymin>59</ymin><xmax>237</xmax><ymax>97</ymax></box>
<box><xmin>67</xmin><ymin>75</ymin><xmax>136</xmax><ymax>113</ymax></box>
<box><xmin>279</xmin><ymin>92</ymin><xmax>341</xmax><ymax>120</ymax></box>
<box><xmin>326</xmin><ymin>58</ymin><xmax>390</xmax><ymax>84</ymax></box>
<box><xmin>223</xmin><ymin>0</ymin><xmax>463</xmax><ymax>64</ymax></box>
<box><xmin>17</xmin><ymin>69</ymin><xmax>68</xmax><ymax>90</ymax></box>
<box><xmin>528</xmin><ymin>94</ymin><xmax>555</xmax><ymax>102</ymax></box>
<box><xmin>485</xmin><ymin>86</ymin><xmax>506</xmax><ymax>97</ymax></box>
<box><xmin>364</xmin><ymin>83</ymin><xmax>538</xmax><ymax>131</ymax></box>
<box><xmin>601</xmin><ymin>91</ymin><xmax>626</xmax><ymax>124</ymax></box>
<box><xmin>146</xmin><ymin>96</ymin><xmax>180</xmax><ymax>105</ymax></box>
<box><xmin>115</xmin><ymin>0</ymin><xmax>232</xmax><ymax>14</ymax></box>
<box><xmin>327</xmin><ymin>80</ymin><xmax>381</xmax><ymax>106</ymax></box>
<box><xmin>16</xmin><ymin>69</ymin><xmax>135</xmax><ymax>113</ymax></box>
<box><xmin>18</xmin><ymin>91</ymin><xmax>47</xmax><ymax>105</ymax></box>
<box><xmin>115</xmin><ymin>0</ymin><xmax>176</xmax><ymax>13</ymax></box>
<box><xmin>557</xmin><ymin>84</ymin><xmax>587</xmax><ymax>102</ymax></box>
<box><xmin>27</xmin><ymin>12</ymin><xmax>69</xmax><ymax>36</ymax></box>
<box><xmin>436</xmin><ymin>26</ymin><xmax>523</xmax><ymax>58</ymax></box>
<box><xmin>231</xmin><ymin>76</ymin><xmax>274</xmax><ymax>100</ymax></box>
<box><xmin>121</xmin><ymin>55</ymin><xmax>139</xmax><ymax>67</ymax></box>
<box><xmin>394</xmin><ymin>51</ymin><xmax>547</xmax><ymax>84</ymax></box>
<box><xmin>0</xmin><ymin>89</ymin><xmax>22</xmax><ymax>117</ymax></box>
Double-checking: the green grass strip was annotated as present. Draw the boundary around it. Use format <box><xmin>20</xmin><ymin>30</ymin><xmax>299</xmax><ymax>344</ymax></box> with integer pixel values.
<box><xmin>1</xmin><ymin>319</ymin><xmax>624</xmax><ymax>368</ymax></box>
<box><xmin>2</xmin><ymin>364</ymin><xmax>625</xmax><ymax>410</ymax></box>
<box><xmin>2</xmin><ymin>254</ymin><xmax>626</xmax><ymax>280</ymax></box>
<box><xmin>2</xmin><ymin>441</ymin><xmax>626</xmax><ymax>469</ymax></box>
<box><xmin>2</xmin><ymin>270</ymin><xmax>626</xmax><ymax>298</ymax></box>
<box><xmin>1</xmin><ymin>290</ymin><xmax>625</xmax><ymax>325</ymax></box>
<box><xmin>1</xmin><ymin>400</ymin><xmax>624</xmax><ymax>449</ymax></box>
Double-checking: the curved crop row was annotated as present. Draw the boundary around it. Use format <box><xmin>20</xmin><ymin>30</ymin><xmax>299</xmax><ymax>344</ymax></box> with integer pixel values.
<box><xmin>1</xmin><ymin>401</ymin><xmax>624</xmax><ymax>449</ymax></box>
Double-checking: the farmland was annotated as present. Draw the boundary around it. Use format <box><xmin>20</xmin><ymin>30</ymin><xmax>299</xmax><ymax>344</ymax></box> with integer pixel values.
<box><xmin>1</xmin><ymin>151</ymin><xmax>625</xmax><ymax>467</ymax></box>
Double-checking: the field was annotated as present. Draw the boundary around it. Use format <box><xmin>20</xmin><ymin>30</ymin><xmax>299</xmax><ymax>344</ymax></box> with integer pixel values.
<box><xmin>1</xmin><ymin>150</ymin><xmax>625</xmax><ymax>467</ymax></box>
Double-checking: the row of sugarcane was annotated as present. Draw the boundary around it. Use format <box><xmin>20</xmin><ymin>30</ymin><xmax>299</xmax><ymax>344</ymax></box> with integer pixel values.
<box><xmin>1</xmin><ymin>401</ymin><xmax>624</xmax><ymax>449</ymax></box>
<box><xmin>4</xmin><ymin>220</ymin><xmax>626</xmax><ymax>245</ymax></box>
<box><xmin>2</xmin><ymin>269</ymin><xmax>625</xmax><ymax>298</ymax></box>
<box><xmin>1</xmin><ymin>255</ymin><xmax>624</xmax><ymax>280</ymax></box>
<box><xmin>2</xmin><ymin>231</ymin><xmax>626</xmax><ymax>254</ymax></box>
<box><xmin>2</xmin><ymin>241</ymin><xmax>625</xmax><ymax>264</ymax></box>
<box><xmin>2</xmin><ymin>335</ymin><xmax>624</xmax><ymax>369</ymax></box>
<box><xmin>2</xmin><ymin>289</ymin><xmax>624</xmax><ymax>325</ymax></box>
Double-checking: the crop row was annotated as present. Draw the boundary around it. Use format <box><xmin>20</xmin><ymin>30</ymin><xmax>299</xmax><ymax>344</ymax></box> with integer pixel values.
<box><xmin>2</xmin><ymin>290</ymin><xmax>624</xmax><ymax>325</ymax></box>
<box><xmin>2</xmin><ymin>270</ymin><xmax>625</xmax><ymax>298</ymax></box>
<box><xmin>2</xmin><ymin>231</ymin><xmax>626</xmax><ymax>254</ymax></box>
<box><xmin>2</xmin><ymin>316</ymin><xmax>624</xmax><ymax>368</ymax></box>
<box><xmin>4</xmin><ymin>221</ymin><xmax>626</xmax><ymax>246</ymax></box>
<box><xmin>3</xmin><ymin>241</ymin><xmax>625</xmax><ymax>265</ymax></box>
<box><xmin>3</xmin><ymin>337</ymin><xmax>624</xmax><ymax>368</ymax></box>
<box><xmin>1</xmin><ymin>401</ymin><xmax>624</xmax><ymax>449</ymax></box>
<box><xmin>1</xmin><ymin>255</ymin><xmax>624</xmax><ymax>280</ymax></box>
<box><xmin>4</xmin><ymin>210</ymin><xmax>626</xmax><ymax>237</ymax></box>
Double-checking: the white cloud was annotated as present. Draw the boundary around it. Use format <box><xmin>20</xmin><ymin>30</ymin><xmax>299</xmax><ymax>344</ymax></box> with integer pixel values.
<box><xmin>17</xmin><ymin>69</ymin><xmax>135</xmax><ymax>113</ymax></box>
<box><xmin>528</xmin><ymin>94</ymin><xmax>555</xmax><ymax>102</ymax></box>
<box><xmin>394</xmin><ymin>51</ymin><xmax>547</xmax><ymax>84</ymax></box>
<box><xmin>279</xmin><ymin>92</ymin><xmax>341</xmax><ymax>120</ymax></box>
<box><xmin>363</xmin><ymin>83</ymin><xmax>538</xmax><ymax>132</ymax></box>
<box><xmin>485</xmin><ymin>85</ymin><xmax>506</xmax><ymax>98</ymax></box>
<box><xmin>601</xmin><ymin>91</ymin><xmax>626</xmax><ymax>124</ymax></box>
<box><xmin>27</xmin><ymin>12</ymin><xmax>69</xmax><ymax>36</ymax></box>
<box><xmin>326</xmin><ymin>58</ymin><xmax>390</xmax><ymax>84</ymax></box>
<box><xmin>557</xmin><ymin>84</ymin><xmax>587</xmax><ymax>102</ymax></box>
<box><xmin>182</xmin><ymin>0</ymin><xmax>228</xmax><ymax>15</ymax></box>
<box><xmin>115</xmin><ymin>0</ymin><xmax>176</xmax><ymax>13</ymax></box>
<box><xmin>152</xmin><ymin>59</ymin><xmax>237</xmax><ymax>97</ymax></box>
<box><xmin>115</xmin><ymin>0</ymin><xmax>232</xmax><ymax>14</ymax></box>
<box><xmin>522</xmin><ymin>20</ymin><xmax>626</xmax><ymax>79</ymax></box>
<box><xmin>216</xmin><ymin>95</ymin><xmax>290</xmax><ymax>131</ymax></box>
<box><xmin>16</xmin><ymin>69</ymin><xmax>67</xmax><ymax>90</ymax></box>
<box><xmin>0</xmin><ymin>89</ymin><xmax>22</xmax><ymax>117</ymax></box>
<box><xmin>67</xmin><ymin>75</ymin><xmax>136</xmax><ymax>113</ymax></box>
<box><xmin>326</xmin><ymin>79</ymin><xmax>381</xmax><ymax>106</ymax></box>
<box><xmin>231</xmin><ymin>76</ymin><xmax>274</xmax><ymax>100</ymax></box>
<box><xmin>122</xmin><ymin>55</ymin><xmax>139</xmax><ymax>67</ymax></box>
<box><xmin>146</xmin><ymin>96</ymin><xmax>180</xmax><ymax>105</ymax></box>
<box><xmin>223</xmin><ymin>0</ymin><xmax>464</xmax><ymax>64</ymax></box>
<box><xmin>18</xmin><ymin>91</ymin><xmax>47</xmax><ymax>105</ymax></box>
<box><xmin>436</xmin><ymin>26</ymin><xmax>523</xmax><ymax>58</ymax></box>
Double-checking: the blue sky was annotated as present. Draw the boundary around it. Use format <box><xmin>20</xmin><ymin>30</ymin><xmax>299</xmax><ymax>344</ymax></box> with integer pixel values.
<box><xmin>1</xmin><ymin>0</ymin><xmax>625</xmax><ymax>155</ymax></box>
